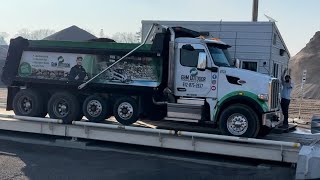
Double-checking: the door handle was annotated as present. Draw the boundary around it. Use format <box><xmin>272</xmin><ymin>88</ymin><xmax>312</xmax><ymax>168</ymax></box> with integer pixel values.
<box><xmin>177</xmin><ymin>88</ymin><xmax>186</xmax><ymax>92</ymax></box>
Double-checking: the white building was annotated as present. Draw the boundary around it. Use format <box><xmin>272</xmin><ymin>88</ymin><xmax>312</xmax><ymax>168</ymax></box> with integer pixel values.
<box><xmin>141</xmin><ymin>21</ymin><xmax>290</xmax><ymax>78</ymax></box>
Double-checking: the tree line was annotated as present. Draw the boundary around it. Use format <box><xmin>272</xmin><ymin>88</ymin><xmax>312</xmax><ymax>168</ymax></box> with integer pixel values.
<box><xmin>0</xmin><ymin>28</ymin><xmax>141</xmax><ymax>45</ymax></box>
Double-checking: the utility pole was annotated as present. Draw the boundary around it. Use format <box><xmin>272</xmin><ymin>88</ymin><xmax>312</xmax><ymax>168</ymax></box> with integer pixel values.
<box><xmin>252</xmin><ymin>0</ymin><xmax>259</xmax><ymax>22</ymax></box>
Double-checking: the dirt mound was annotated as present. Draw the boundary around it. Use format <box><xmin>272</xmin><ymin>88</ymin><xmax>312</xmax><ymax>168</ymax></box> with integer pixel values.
<box><xmin>290</xmin><ymin>31</ymin><xmax>320</xmax><ymax>99</ymax></box>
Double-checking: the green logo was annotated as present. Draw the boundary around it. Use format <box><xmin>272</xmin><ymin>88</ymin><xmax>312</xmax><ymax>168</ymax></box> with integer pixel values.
<box><xmin>190</xmin><ymin>68</ymin><xmax>198</xmax><ymax>76</ymax></box>
<box><xmin>18</xmin><ymin>62</ymin><xmax>32</xmax><ymax>77</ymax></box>
<box><xmin>58</xmin><ymin>56</ymin><xmax>64</xmax><ymax>63</ymax></box>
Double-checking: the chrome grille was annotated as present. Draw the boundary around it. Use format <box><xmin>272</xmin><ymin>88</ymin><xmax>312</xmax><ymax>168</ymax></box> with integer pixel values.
<box><xmin>269</xmin><ymin>79</ymin><xmax>281</xmax><ymax>110</ymax></box>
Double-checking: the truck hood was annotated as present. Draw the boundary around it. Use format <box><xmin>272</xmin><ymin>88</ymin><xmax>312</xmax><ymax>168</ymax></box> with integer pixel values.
<box><xmin>219</xmin><ymin>67</ymin><xmax>272</xmax><ymax>96</ymax></box>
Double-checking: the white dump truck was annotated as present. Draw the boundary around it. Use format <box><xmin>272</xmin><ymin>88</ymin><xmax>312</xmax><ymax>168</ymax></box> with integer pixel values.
<box><xmin>1</xmin><ymin>24</ymin><xmax>282</xmax><ymax>137</ymax></box>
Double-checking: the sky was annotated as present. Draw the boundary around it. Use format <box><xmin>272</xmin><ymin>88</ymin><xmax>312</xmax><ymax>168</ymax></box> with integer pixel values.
<box><xmin>1</xmin><ymin>0</ymin><xmax>320</xmax><ymax>56</ymax></box>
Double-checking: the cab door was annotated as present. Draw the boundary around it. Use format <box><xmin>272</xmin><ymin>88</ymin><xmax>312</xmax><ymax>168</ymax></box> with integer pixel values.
<box><xmin>174</xmin><ymin>43</ymin><xmax>214</xmax><ymax>98</ymax></box>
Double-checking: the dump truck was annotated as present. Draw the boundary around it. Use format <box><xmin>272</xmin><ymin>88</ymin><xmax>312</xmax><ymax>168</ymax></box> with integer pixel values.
<box><xmin>1</xmin><ymin>24</ymin><xmax>282</xmax><ymax>138</ymax></box>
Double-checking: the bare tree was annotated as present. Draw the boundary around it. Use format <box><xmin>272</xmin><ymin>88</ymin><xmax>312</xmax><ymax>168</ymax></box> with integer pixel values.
<box><xmin>15</xmin><ymin>29</ymin><xmax>55</xmax><ymax>40</ymax></box>
<box><xmin>31</xmin><ymin>29</ymin><xmax>56</xmax><ymax>40</ymax></box>
<box><xmin>15</xmin><ymin>29</ymin><xmax>33</xmax><ymax>39</ymax></box>
<box><xmin>112</xmin><ymin>32</ymin><xmax>139</xmax><ymax>43</ymax></box>
<box><xmin>135</xmin><ymin>28</ymin><xmax>142</xmax><ymax>42</ymax></box>
<box><xmin>0</xmin><ymin>32</ymin><xmax>9</xmax><ymax>45</ymax></box>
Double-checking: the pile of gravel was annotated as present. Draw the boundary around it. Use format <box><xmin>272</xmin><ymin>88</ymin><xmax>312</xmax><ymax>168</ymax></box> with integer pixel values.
<box><xmin>290</xmin><ymin>31</ymin><xmax>320</xmax><ymax>99</ymax></box>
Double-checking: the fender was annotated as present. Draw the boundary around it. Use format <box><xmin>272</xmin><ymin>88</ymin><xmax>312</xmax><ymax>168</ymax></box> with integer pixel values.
<box><xmin>213</xmin><ymin>91</ymin><xmax>268</xmax><ymax>123</ymax></box>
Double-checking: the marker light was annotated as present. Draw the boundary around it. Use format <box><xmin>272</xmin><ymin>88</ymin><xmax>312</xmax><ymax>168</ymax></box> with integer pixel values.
<box><xmin>258</xmin><ymin>94</ymin><xmax>269</xmax><ymax>101</ymax></box>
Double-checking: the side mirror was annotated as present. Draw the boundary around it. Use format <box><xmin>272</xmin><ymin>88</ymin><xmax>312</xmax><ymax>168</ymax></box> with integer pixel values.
<box><xmin>197</xmin><ymin>52</ymin><xmax>207</xmax><ymax>71</ymax></box>
<box><xmin>235</xmin><ymin>59</ymin><xmax>241</xmax><ymax>69</ymax></box>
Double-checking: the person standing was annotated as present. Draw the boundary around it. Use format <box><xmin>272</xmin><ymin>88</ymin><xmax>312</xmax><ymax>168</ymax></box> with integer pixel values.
<box><xmin>280</xmin><ymin>69</ymin><xmax>294</xmax><ymax>129</ymax></box>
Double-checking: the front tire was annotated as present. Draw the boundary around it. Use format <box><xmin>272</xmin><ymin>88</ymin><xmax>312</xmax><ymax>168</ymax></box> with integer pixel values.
<box><xmin>83</xmin><ymin>95</ymin><xmax>109</xmax><ymax>123</ymax></box>
<box><xmin>219</xmin><ymin>104</ymin><xmax>260</xmax><ymax>138</ymax></box>
<box><xmin>48</xmin><ymin>92</ymin><xmax>80</xmax><ymax>124</ymax></box>
<box><xmin>113</xmin><ymin>96</ymin><xmax>139</xmax><ymax>126</ymax></box>
<box><xmin>13</xmin><ymin>89</ymin><xmax>46</xmax><ymax>117</ymax></box>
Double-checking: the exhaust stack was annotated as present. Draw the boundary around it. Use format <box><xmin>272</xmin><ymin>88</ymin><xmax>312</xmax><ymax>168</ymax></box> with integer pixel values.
<box><xmin>252</xmin><ymin>0</ymin><xmax>259</xmax><ymax>22</ymax></box>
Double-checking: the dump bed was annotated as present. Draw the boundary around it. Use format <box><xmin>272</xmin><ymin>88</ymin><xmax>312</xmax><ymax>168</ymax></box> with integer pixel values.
<box><xmin>1</xmin><ymin>37</ymin><xmax>166</xmax><ymax>93</ymax></box>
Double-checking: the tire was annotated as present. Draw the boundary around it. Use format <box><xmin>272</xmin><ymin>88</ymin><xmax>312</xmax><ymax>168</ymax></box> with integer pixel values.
<box><xmin>113</xmin><ymin>96</ymin><xmax>139</xmax><ymax>126</ymax></box>
<box><xmin>13</xmin><ymin>89</ymin><xmax>46</xmax><ymax>117</ymax></box>
<box><xmin>83</xmin><ymin>95</ymin><xmax>109</xmax><ymax>122</ymax></box>
<box><xmin>47</xmin><ymin>92</ymin><xmax>80</xmax><ymax>124</ymax></box>
<box><xmin>219</xmin><ymin>104</ymin><xmax>260</xmax><ymax>138</ymax></box>
<box><xmin>258</xmin><ymin>126</ymin><xmax>272</xmax><ymax>137</ymax></box>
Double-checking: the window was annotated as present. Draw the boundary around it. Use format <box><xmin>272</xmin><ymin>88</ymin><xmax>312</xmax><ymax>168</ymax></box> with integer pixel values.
<box><xmin>273</xmin><ymin>63</ymin><xmax>279</xmax><ymax>78</ymax></box>
<box><xmin>207</xmin><ymin>44</ymin><xmax>231</xmax><ymax>67</ymax></box>
<box><xmin>180</xmin><ymin>48</ymin><xmax>204</xmax><ymax>67</ymax></box>
<box><xmin>242</xmin><ymin>61</ymin><xmax>258</xmax><ymax>72</ymax></box>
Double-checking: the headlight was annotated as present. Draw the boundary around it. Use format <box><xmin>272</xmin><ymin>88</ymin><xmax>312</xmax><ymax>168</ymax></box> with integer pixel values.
<box><xmin>258</xmin><ymin>94</ymin><xmax>269</xmax><ymax>101</ymax></box>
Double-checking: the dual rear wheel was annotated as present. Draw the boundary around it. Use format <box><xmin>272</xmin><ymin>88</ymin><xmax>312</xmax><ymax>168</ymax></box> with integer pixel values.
<box><xmin>13</xmin><ymin>89</ymin><xmax>47</xmax><ymax>117</ymax></box>
<box><xmin>13</xmin><ymin>89</ymin><xmax>140</xmax><ymax>125</ymax></box>
<box><xmin>82</xmin><ymin>95</ymin><xmax>139</xmax><ymax>125</ymax></box>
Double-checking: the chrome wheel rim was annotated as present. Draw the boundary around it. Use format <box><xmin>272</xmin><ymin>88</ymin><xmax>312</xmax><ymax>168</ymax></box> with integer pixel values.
<box><xmin>87</xmin><ymin>100</ymin><xmax>102</xmax><ymax>117</ymax></box>
<box><xmin>17</xmin><ymin>96</ymin><xmax>32</xmax><ymax>114</ymax></box>
<box><xmin>53</xmin><ymin>99</ymin><xmax>69</xmax><ymax>118</ymax></box>
<box><xmin>117</xmin><ymin>102</ymin><xmax>133</xmax><ymax>120</ymax></box>
<box><xmin>227</xmin><ymin>113</ymin><xmax>248</xmax><ymax>136</ymax></box>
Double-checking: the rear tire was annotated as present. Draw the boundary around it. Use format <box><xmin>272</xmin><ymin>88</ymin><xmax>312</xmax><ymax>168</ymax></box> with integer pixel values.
<box><xmin>83</xmin><ymin>95</ymin><xmax>109</xmax><ymax>123</ymax></box>
<box><xmin>13</xmin><ymin>89</ymin><xmax>46</xmax><ymax>117</ymax></box>
<box><xmin>47</xmin><ymin>92</ymin><xmax>80</xmax><ymax>124</ymax></box>
<box><xmin>113</xmin><ymin>96</ymin><xmax>139</xmax><ymax>126</ymax></box>
<box><xmin>219</xmin><ymin>104</ymin><xmax>260</xmax><ymax>138</ymax></box>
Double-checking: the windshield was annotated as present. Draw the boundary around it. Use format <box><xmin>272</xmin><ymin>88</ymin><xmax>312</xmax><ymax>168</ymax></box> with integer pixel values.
<box><xmin>207</xmin><ymin>43</ymin><xmax>232</xmax><ymax>67</ymax></box>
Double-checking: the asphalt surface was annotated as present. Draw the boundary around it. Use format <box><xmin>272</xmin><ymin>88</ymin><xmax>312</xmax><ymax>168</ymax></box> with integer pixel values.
<box><xmin>0</xmin><ymin>138</ymin><xmax>296</xmax><ymax>180</ymax></box>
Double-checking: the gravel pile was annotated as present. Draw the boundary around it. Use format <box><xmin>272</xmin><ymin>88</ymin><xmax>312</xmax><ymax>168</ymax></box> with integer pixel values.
<box><xmin>290</xmin><ymin>31</ymin><xmax>320</xmax><ymax>99</ymax></box>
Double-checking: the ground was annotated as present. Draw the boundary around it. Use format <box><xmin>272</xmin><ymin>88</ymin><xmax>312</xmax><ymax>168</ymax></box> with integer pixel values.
<box><xmin>289</xmin><ymin>98</ymin><xmax>320</xmax><ymax>121</ymax></box>
<box><xmin>0</xmin><ymin>136</ymin><xmax>295</xmax><ymax>180</ymax></box>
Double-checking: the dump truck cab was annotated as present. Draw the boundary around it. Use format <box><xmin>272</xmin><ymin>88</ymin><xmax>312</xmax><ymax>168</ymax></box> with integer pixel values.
<box><xmin>162</xmin><ymin>26</ymin><xmax>282</xmax><ymax>137</ymax></box>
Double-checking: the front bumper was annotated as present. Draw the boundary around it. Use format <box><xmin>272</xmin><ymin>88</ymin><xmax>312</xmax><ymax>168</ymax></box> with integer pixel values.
<box><xmin>262</xmin><ymin>111</ymin><xmax>283</xmax><ymax>128</ymax></box>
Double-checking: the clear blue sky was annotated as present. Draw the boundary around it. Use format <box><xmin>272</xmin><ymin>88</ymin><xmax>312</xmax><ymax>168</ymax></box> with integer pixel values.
<box><xmin>1</xmin><ymin>0</ymin><xmax>319</xmax><ymax>55</ymax></box>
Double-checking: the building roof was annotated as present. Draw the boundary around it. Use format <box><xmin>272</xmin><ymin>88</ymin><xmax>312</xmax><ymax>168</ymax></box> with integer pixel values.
<box><xmin>43</xmin><ymin>25</ymin><xmax>97</xmax><ymax>41</ymax></box>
